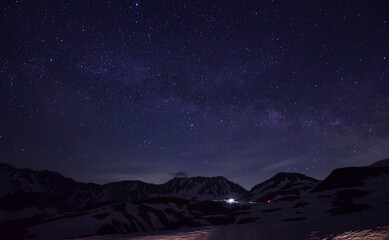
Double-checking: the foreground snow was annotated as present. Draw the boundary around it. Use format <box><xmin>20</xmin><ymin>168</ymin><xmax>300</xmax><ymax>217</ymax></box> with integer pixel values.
<box><xmin>74</xmin><ymin>227</ymin><xmax>215</xmax><ymax>240</ymax></box>
<box><xmin>74</xmin><ymin>225</ymin><xmax>389</xmax><ymax>240</ymax></box>
<box><xmin>329</xmin><ymin>226</ymin><xmax>389</xmax><ymax>240</ymax></box>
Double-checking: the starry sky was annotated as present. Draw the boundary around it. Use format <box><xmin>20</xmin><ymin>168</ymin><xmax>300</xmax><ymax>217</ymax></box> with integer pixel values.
<box><xmin>0</xmin><ymin>0</ymin><xmax>388</xmax><ymax>189</ymax></box>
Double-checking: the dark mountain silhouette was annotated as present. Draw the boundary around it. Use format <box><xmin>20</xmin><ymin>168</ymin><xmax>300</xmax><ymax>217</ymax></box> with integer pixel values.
<box><xmin>311</xmin><ymin>166</ymin><xmax>389</xmax><ymax>192</ymax></box>
<box><xmin>0</xmin><ymin>163</ymin><xmax>103</xmax><ymax>207</ymax></box>
<box><xmin>160</xmin><ymin>176</ymin><xmax>248</xmax><ymax>200</ymax></box>
<box><xmin>249</xmin><ymin>172</ymin><xmax>320</xmax><ymax>202</ymax></box>
<box><xmin>0</xmin><ymin>163</ymin><xmax>248</xmax><ymax>208</ymax></box>
<box><xmin>369</xmin><ymin>158</ymin><xmax>389</xmax><ymax>167</ymax></box>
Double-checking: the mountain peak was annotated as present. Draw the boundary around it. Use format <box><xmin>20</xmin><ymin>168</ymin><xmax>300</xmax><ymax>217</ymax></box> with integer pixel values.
<box><xmin>249</xmin><ymin>172</ymin><xmax>319</xmax><ymax>202</ymax></box>
<box><xmin>161</xmin><ymin>175</ymin><xmax>248</xmax><ymax>199</ymax></box>
<box><xmin>311</xmin><ymin>166</ymin><xmax>389</xmax><ymax>192</ymax></box>
<box><xmin>369</xmin><ymin>158</ymin><xmax>389</xmax><ymax>167</ymax></box>
<box><xmin>0</xmin><ymin>162</ymin><xmax>249</xmax><ymax>204</ymax></box>
<box><xmin>0</xmin><ymin>162</ymin><xmax>16</xmax><ymax>170</ymax></box>
<box><xmin>261</xmin><ymin>172</ymin><xmax>319</xmax><ymax>186</ymax></box>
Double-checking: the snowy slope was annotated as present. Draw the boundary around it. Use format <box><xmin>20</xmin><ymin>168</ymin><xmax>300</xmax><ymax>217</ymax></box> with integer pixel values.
<box><xmin>24</xmin><ymin>197</ymin><xmax>254</xmax><ymax>240</ymax></box>
<box><xmin>310</xmin><ymin>166</ymin><xmax>389</xmax><ymax>216</ymax></box>
<box><xmin>73</xmin><ymin>224</ymin><xmax>389</xmax><ymax>240</ymax></box>
<box><xmin>0</xmin><ymin>192</ymin><xmax>73</xmax><ymax>239</ymax></box>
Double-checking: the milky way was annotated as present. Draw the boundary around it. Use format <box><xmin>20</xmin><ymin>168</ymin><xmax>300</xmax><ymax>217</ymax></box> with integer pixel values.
<box><xmin>0</xmin><ymin>1</ymin><xmax>388</xmax><ymax>188</ymax></box>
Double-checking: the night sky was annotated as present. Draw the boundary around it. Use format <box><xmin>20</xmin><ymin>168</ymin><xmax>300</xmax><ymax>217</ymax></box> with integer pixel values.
<box><xmin>1</xmin><ymin>0</ymin><xmax>388</xmax><ymax>189</ymax></box>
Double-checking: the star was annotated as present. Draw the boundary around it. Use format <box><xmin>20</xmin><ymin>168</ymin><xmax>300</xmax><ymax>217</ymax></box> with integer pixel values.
<box><xmin>0</xmin><ymin>0</ymin><xmax>387</xmax><ymax>189</ymax></box>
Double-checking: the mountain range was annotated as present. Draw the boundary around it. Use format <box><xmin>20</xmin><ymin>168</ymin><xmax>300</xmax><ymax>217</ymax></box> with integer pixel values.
<box><xmin>0</xmin><ymin>159</ymin><xmax>388</xmax><ymax>239</ymax></box>
<box><xmin>0</xmin><ymin>163</ymin><xmax>250</xmax><ymax>207</ymax></box>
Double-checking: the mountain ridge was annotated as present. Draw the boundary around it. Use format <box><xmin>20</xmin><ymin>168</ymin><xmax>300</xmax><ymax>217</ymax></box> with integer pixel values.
<box><xmin>249</xmin><ymin>172</ymin><xmax>320</xmax><ymax>202</ymax></box>
<box><xmin>311</xmin><ymin>166</ymin><xmax>389</xmax><ymax>192</ymax></box>
<box><xmin>0</xmin><ymin>162</ymin><xmax>250</xmax><ymax>207</ymax></box>
<box><xmin>1</xmin><ymin>158</ymin><xmax>387</xmax><ymax>207</ymax></box>
<box><xmin>369</xmin><ymin>158</ymin><xmax>389</xmax><ymax>167</ymax></box>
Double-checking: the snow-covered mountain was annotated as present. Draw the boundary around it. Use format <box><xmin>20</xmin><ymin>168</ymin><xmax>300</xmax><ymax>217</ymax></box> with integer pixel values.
<box><xmin>100</xmin><ymin>180</ymin><xmax>160</xmax><ymax>202</ymax></box>
<box><xmin>311</xmin><ymin>165</ymin><xmax>389</xmax><ymax>192</ymax></box>
<box><xmin>249</xmin><ymin>172</ymin><xmax>320</xmax><ymax>203</ymax></box>
<box><xmin>0</xmin><ymin>163</ymin><xmax>102</xmax><ymax>208</ymax></box>
<box><xmin>160</xmin><ymin>176</ymin><xmax>248</xmax><ymax>200</ymax></box>
<box><xmin>310</xmin><ymin>165</ymin><xmax>389</xmax><ymax>216</ymax></box>
<box><xmin>0</xmin><ymin>163</ymin><xmax>248</xmax><ymax>207</ymax></box>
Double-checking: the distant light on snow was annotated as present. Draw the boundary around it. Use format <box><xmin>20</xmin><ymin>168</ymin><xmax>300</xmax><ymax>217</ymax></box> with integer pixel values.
<box><xmin>267</xmin><ymin>200</ymin><xmax>271</xmax><ymax>204</ymax></box>
<box><xmin>226</xmin><ymin>198</ymin><xmax>235</xmax><ymax>204</ymax></box>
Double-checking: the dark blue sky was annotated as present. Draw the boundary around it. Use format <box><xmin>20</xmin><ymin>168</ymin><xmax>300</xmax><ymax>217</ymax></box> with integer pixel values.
<box><xmin>0</xmin><ymin>0</ymin><xmax>388</xmax><ymax>188</ymax></box>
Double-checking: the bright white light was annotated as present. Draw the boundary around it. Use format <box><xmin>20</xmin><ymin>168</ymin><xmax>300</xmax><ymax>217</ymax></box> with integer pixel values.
<box><xmin>226</xmin><ymin>198</ymin><xmax>235</xmax><ymax>204</ymax></box>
